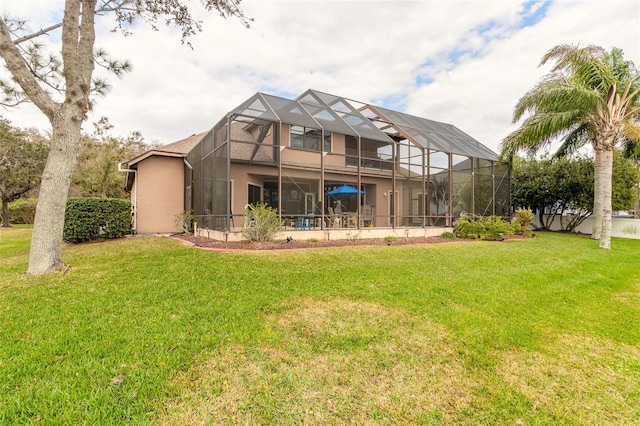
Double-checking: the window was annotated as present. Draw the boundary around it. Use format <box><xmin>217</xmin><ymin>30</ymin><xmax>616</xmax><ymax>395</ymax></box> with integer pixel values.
<box><xmin>324</xmin><ymin>132</ymin><xmax>332</xmax><ymax>152</ymax></box>
<box><xmin>248</xmin><ymin>183</ymin><xmax>261</xmax><ymax>206</ymax></box>
<box><xmin>290</xmin><ymin>125</ymin><xmax>321</xmax><ymax>151</ymax></box>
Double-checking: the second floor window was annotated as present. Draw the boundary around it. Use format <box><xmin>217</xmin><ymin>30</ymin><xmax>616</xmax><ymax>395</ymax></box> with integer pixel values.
<box><xmin>291</xmin><ymin>126</ymin><xmax>319</xmax><ymax>151</ymax></box>
<box><xmin>323</xmin><ymin>131</ymin><xmax>331</xmax><ymax>152</ymax></box>
<box><xmin>291</xmin><ymin>126</ymin><xmax>332</xmax><ymax>152</ymax></box>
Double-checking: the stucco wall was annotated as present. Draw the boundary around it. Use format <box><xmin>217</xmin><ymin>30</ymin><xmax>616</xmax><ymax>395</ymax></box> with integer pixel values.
<box><xmin>135</xmin><ymin>156</ymin><xmax>184</xmax><ymax>234</ymax></box>
<box><xmin>533</xmin><ymin>215</ymin><xmax>640</xmax><ymax>239</ymax></box>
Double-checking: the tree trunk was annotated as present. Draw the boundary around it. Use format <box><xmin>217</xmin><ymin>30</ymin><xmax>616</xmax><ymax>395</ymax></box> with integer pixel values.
<box><xmin>598</xmin><ymin>148</ymin><xmax>614</xmax><ymax>249</ymax></box>
<box><xmin>26</xmin><ymin>113</ymin><xmax>83</xmax><ymax>274</ymax></box>
<box><xmin>2</xmin><ymin>198</ymin><xmax>9</xmax><ymax>227</ymax></box>
<box><xmin>591</xmin><ymin>149</ymin><xmax>603</xmax><ymax>240</ymax></box>
<box><xmin>20</xmin><ymin>0</ymin><xmax>96</xmax><ymax>275</ymax></box>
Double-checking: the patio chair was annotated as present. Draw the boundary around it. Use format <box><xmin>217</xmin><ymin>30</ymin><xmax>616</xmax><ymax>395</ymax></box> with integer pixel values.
<box><xmin>327</xmin><ymin>207</ymin><xmax>341</xmax><ymax>228</ymax></box>
<box><xmin>362</xmin><ymin>205</ymin><xmax>372</xmax><ymax>227</ymax></box>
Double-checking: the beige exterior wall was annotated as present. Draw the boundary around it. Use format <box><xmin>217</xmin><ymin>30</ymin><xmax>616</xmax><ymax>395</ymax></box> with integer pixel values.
<box><xmin>330</xmin><ymin>133</ymin><xmax>346</xmax><ymax>155</ymax></box>
<box><xmin>281</xmin><ymin>123</ymin><xmax>291</xmax><ymax>146</ymax></box>
<box><xmin>230</xmin><ymin>164</ymin><xmax>277</xmax><ymax>201</ymax></box>
<box><xmin>135</xmin><ymin>156</ymin><xmax>184</xmax><ymax>234</ymax></box>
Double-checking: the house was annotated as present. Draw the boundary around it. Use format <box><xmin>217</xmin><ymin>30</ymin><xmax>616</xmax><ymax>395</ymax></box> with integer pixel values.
<box><xmin>121</xmin><ymin>89</ymin><xmax>510</xmax><ymax>239</ymax></box>
<box><xmin>121</xmin><ymin>133</ymin><xmax>205</xmax><ymax>234</ymax></box>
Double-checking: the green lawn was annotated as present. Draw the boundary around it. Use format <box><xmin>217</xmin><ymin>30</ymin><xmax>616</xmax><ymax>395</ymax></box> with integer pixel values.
<box><xmin>1</xmin><ymin>227</ymin><xmax>639</xmax><ymax>425</ymax></box>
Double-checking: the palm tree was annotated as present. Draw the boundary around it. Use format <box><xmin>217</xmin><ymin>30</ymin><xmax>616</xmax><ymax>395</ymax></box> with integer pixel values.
<box><xmin>500</xmin><ymin>44</ymin><xmax>640</xmax><ymax>249</ymax></box>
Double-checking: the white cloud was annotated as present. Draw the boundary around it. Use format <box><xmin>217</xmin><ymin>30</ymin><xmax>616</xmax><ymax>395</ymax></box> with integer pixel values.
<box><xmin>1</xmin><ymin>0</ymin><xmax>639</xmax><ymax>154</ymax></box>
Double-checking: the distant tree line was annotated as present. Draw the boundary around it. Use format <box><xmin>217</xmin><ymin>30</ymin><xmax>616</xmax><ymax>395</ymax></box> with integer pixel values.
<box><xmin>1</xmin><ymin>117</ymin><xmax>149</xmax><ymax>227</ymax></box>
<box><xmin>510</xmin><ymin>153</ymin><xmax>638</xmax><ymax>232</ymax></box>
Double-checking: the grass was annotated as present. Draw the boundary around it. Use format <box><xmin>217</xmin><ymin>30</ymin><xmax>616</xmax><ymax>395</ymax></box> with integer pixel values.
<box><xmin>1</xmin><ymin>227</ymin><xmax>639</xmax><ymax>424</ymax></box>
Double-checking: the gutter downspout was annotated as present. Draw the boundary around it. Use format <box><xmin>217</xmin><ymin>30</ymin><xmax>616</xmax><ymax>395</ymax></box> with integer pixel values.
<box><xmin>118</xmin><ymin>162</ymin><xmax>137</xmax><ymax>234</ymax></box>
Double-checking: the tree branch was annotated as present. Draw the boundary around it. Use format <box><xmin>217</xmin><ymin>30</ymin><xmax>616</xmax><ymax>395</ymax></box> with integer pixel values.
<box><xmin>13</xmin><ymin>23</ymin><xmax>64</xmax><ymax>45</ymax></box>
<box><xmin>0</xmin><ymin>18</ymin><xmax>58</xmax><ymax>118</ymax></box>
<box><xmin>10</xmin><ymin>1</ymin><xmax>127</xmax><ymax>45</ymax></box>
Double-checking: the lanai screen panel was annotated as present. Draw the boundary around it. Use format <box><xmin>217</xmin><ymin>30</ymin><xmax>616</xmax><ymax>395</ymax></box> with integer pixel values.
<box><xmin>228</xmin><ymin>119</ymin><xmax>277</xmax><ymax>165</ymax></box>
<box><xmin>311</xmin><ymin>90</ymin><xmax>395</xmax><ymax>144</ymax></box>
<box><xmin>211</xmin><ymin>145</ymin><xmax>229</xmax><ymax>229</ymax></box>
<box><xmin>297</xmin><ymin>91</ymin><xmax>360</xmax><ymax>137</ymax></box>
<box><xmin>474</xmin><ymin>158</ymin><xmax>494</xmax><ymax>215</ymax></box>
<box><xmin>261</xmin><ymin>94</ymin><xmax>320</xmax><ymax>130</ymax></box>
<box><xmin>412</xmin><ymin>115</ymin><xmax>497</xmax><ymax>160</ymax></box>
<box><xmin>230</xmin><ymin>93</ymin><xmax>279</xmax><ymax>122</ymax></box>
<box><xmin>399</xmin><ymin>126</ymin><xmax>448</xmax><ymax>152</ymax></box>
<box><xmin>494</xmin><ymin>162</ymin><xmax>511</xmax><ymax>216</ymax></box>
<box><xmin>375</xmin><ymin>106</ymin><xmax>498</xmax><ymax>160</ymax></box>
<box><xmin>186</xmin><ymin>132</ymin><xmax>204</xmax><ymax>225</ymax></box>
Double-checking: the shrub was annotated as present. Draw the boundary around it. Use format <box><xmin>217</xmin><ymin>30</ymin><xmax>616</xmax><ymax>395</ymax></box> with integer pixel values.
<box><xmin>8</xmin><ymin>197</ymin><xmax>38</xmax><ymax>224</ymax></box>
<box><xmin>241</xmin><ymin>203</ymin><xmax>282</xmax><ymax>243</ymax></box>
<box><xmin>174</xmin><ymin>210</ymin><xmax>194</xmax><ymax>234</ymax></box>
<box><xmin>384</xmin><ymin>235</ymin><xmax>397</xmax><ymax>244</ymax></box>
<box><xmin>454</xmin><ymin>214</ymin><xmax>513</xmax><ymax>241</ymax></box>
<box><xmin>345</xmin><ymin>231</ymin><xmax>359</xmax><ymax>241</ymax></box>
<box><xmin>63</xmin><ymin>198</ymin><xmax>131</xmax><ymax>244</ymax></box>
<box><xmin>511</xmin><ymin>208</ymin><xmax>534</xmax><ymax>235</ymax></box>
<box><xmin>441</xmin><ymin>231</ymin><xmax>456</xmax><ymax>240</ymax></box>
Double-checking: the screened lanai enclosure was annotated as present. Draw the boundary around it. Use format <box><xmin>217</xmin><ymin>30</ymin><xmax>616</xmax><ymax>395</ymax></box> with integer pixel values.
<box><xmin>185</xmin><ymin>89</ymin><xmax>510</xmax><ymax>234</ymax></box>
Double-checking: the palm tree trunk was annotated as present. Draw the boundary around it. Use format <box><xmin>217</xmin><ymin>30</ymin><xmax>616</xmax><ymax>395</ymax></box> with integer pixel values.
<box><xmin>598</xmin><ymin>148</ymin><xmax>614</xmax><ymax>249</ymax></box>
<box><xmin>591</xmin><ymin>149</ymin><xmax>603</xmax><ymax>239</ymax></box>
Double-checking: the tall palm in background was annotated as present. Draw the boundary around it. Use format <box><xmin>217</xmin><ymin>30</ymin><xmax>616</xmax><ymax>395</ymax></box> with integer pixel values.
<box><xmin>500</xmin><ymin>44</ymin><xmax>640</xmax><ymax>249</ymax></box>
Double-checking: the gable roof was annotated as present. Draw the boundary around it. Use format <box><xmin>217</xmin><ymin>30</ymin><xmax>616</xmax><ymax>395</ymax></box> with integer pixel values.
<box><xmin>125</xmin><ymin>131</ymin><xmax>207</xmax><ymax>168</ymax></box>
<box><xmin>122</xmin><ymin>131</ymin><xmax>208</xmax><ymax>192</ymax></box>
<box><xmin>157</xmin><ymin>132</ymin><xmax>208</xmax><ymax>155</ymax></box>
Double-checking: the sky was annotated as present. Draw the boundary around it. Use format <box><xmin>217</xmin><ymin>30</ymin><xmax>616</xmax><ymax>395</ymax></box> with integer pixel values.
<box><xmin>1</xmin><ymin>0</ymin><xmax>639</xmax><ymax>155</ymax></box>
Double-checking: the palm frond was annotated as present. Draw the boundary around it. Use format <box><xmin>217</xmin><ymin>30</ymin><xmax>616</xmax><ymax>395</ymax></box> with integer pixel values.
<box><xmin>554</xmin><ymin>123</ymin><xmax>593</xmax><ymax>158</ymax></box>
<box><xmin>621</xmin><ymin>122</ymin><xmax>640</xmax><ymax>144</ymax></box>
<box><xmin>505</xmin><ymin>43</ymin><xmax>640</xmax><ymax>166</ymax></box>
<box><xmin>512</xmin><ymin>78</ymin><xmax>597</xmax><ymax>123</ymax></box>
<box><xmin>500</xmin><ymin>111</ymin><xmax>582</xmax><ymax>161</ymax></box>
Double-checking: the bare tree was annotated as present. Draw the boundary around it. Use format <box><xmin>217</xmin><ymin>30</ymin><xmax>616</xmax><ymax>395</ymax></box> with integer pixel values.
<box><xmin>0</xmin><ymin>0</ymin><xmax>249</xmax><ymax>274</ymax></box>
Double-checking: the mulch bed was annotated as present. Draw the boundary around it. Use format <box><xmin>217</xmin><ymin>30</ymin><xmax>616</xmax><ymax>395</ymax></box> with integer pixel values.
<box><xmin>174</xmin><ymin>234</ymin><xmax>532</xmax><ymax>252</ymax></box>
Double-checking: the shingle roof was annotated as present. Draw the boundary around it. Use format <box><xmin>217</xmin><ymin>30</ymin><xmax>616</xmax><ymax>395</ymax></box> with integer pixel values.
<box><xmin>155</xmin><ymin>131</ymin><xmax>208</xmax><ymax>155</ymax></box>
<box><xmin>125</xmin><ymin>131</ymin><xmax>207</xmax><ymax>167</ymax></box>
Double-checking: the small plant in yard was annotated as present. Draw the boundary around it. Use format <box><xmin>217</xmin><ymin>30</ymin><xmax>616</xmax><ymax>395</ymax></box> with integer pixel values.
<box><xmin>384</xmin><ymin>235</ymin><xmax>397</xmax><ymax>244</ymax></box>
<box><xmin>512</xmin><ymin>208</ymin><xmax>534</xmax><ymax>235</ymax></box>
<box><xmin>308</xmin><ymin>238</ymin><xmax>319</xmax><ymax>243</ymax></box>
<box><xmin>345</xmin><ymin>230</ymin><xmax>359</xmax><ymax>241</ymax></box>
<box><xmin>174</xmin><ymin>210</ymin><xmax>194</xmax><ymax>234</ymax></box>
<box><xmin>241</xmin><ymin>203</ymin><xmax>282</xmax><ymax>243</ymax></box>
<box><xmin>441</xmin><ymin>231</ymin><xmax>456</xmax><ymax>240</ymax></box>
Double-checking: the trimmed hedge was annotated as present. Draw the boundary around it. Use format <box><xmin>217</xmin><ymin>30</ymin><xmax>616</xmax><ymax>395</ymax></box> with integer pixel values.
<box><xmin>63</xmin><ymin>198</ymin><xmax>131</xmax><ymax>244</ymax></box>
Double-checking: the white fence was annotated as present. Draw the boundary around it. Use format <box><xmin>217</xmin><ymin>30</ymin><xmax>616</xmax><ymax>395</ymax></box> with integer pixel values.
<box><xmin>533</xmin><ymin>215</ymin><xmax>640</xmax><ymax>239</ymax></box>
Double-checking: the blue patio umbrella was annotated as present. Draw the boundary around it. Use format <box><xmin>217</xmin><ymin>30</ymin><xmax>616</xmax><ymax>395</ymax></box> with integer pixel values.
<box><xmin>326</xmin><ymin>185</ymin><xmax>365</xmax><ymax>195</ymax></box>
